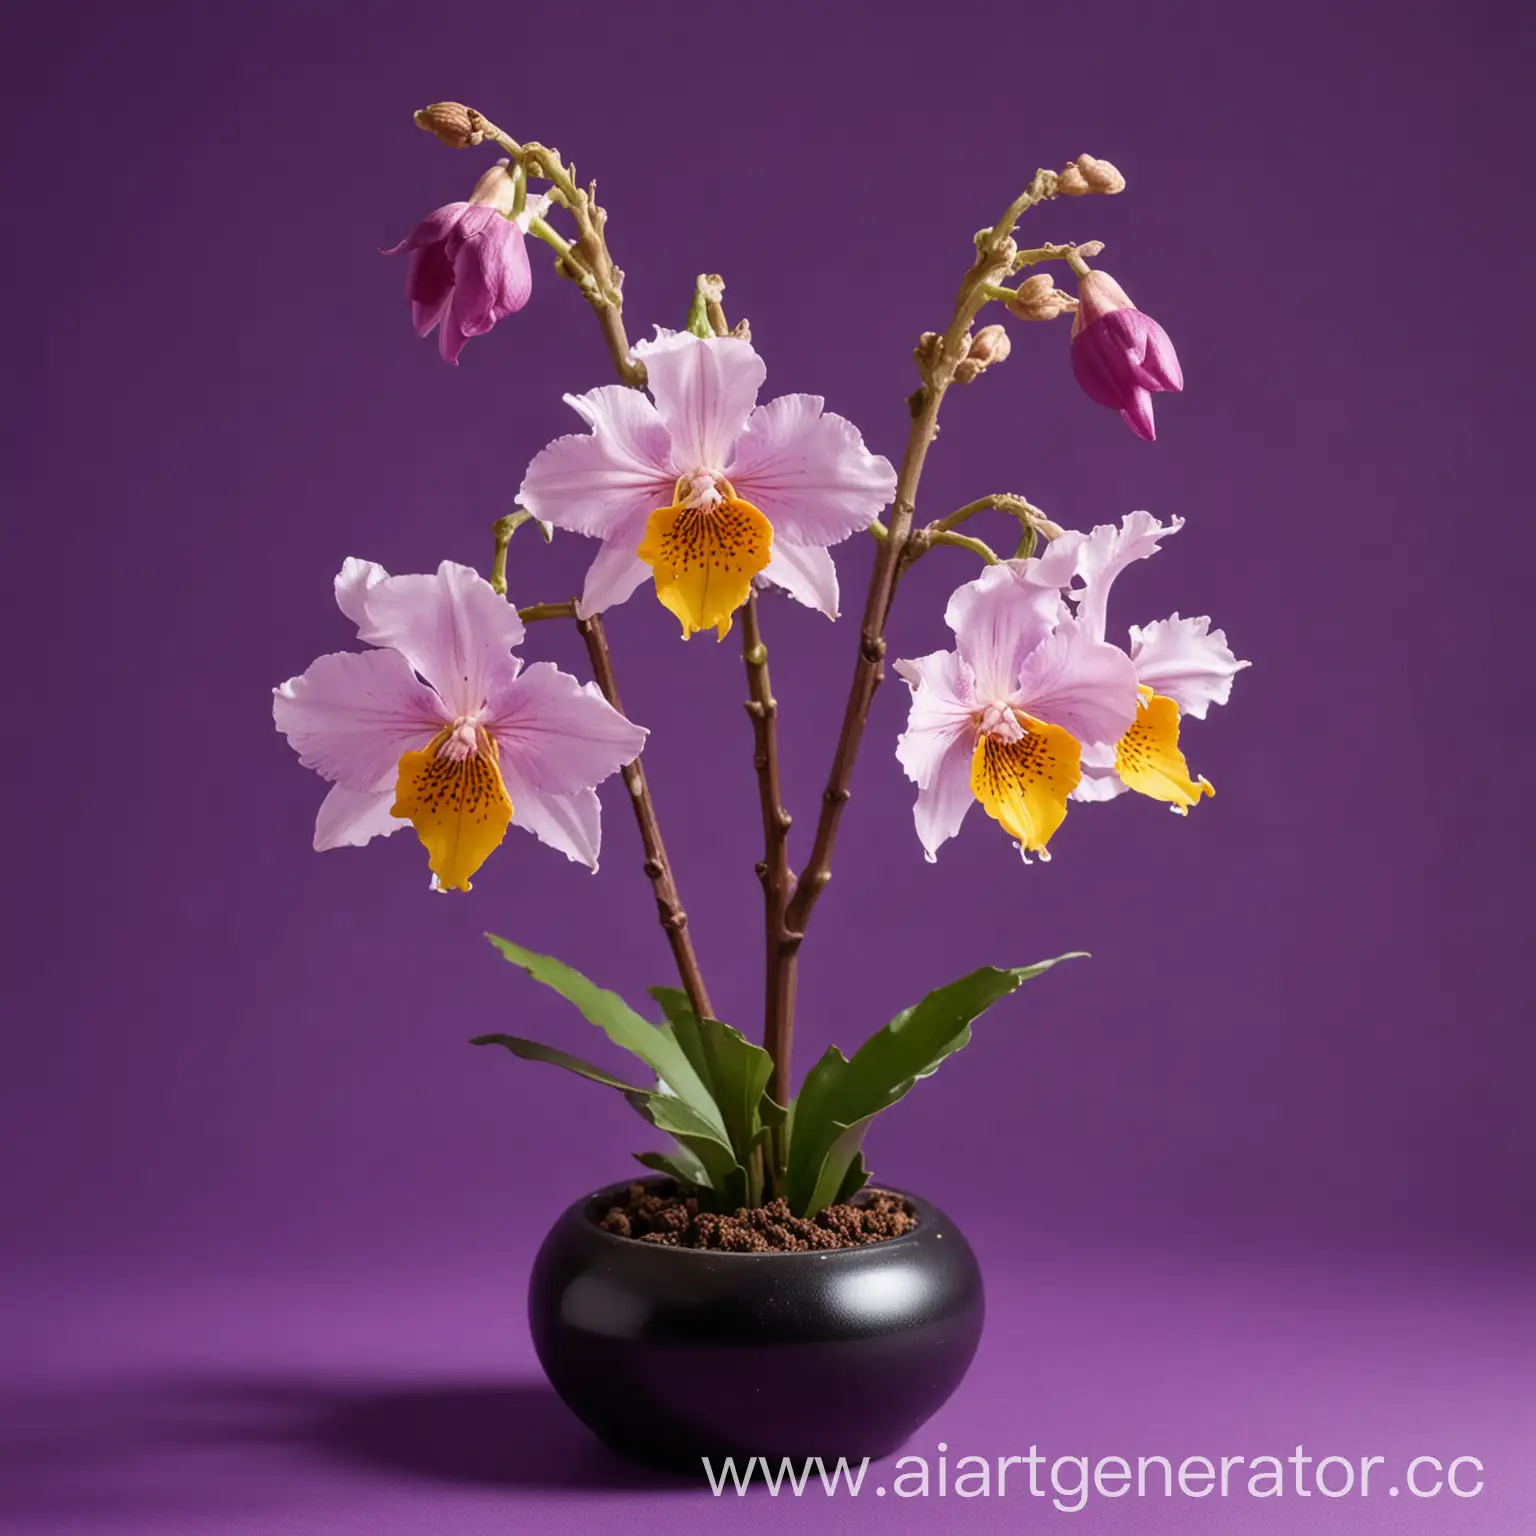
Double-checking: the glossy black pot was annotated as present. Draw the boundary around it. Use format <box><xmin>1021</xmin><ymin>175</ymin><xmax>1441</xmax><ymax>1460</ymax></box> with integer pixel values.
<box><xmin>528</xmin><ymin>1178</ymin><xmax>984</xmax><ymax>1470</ymax></box>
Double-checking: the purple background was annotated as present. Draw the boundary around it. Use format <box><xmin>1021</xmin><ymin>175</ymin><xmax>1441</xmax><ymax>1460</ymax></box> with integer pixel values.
<box><xmin>4</xmin><ymin>0</ymin><xmax>1533</xmax><ymax>1530</ymax></box>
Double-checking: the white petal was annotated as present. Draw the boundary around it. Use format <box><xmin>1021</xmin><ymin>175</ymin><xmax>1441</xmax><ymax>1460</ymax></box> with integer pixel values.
<box><xmin>503</xmin><ymin>767</ymin><xmax>603</xmax><ymax>869</ymax></box>
<box><xmin>1013</xmin><ymin>619</ymin><xmax>1140</xmax><ymax>746</ymax></box>
<box><xmin>727</xmin><ymin>394</ymin><xmax>896</xmax><ymax>547</ymax></box>
<box><xmin>334</xmin><ymin>558</ymin><xmax>388</xmax><ymax>630</ymax></box>
<box><xmin>519</xmin><ymin>385</ymin><xmax>675</xmax><ymax>539</ymax></box>
<box><xmin>944</xmin><ymin>562</ymin><xmax>1064</xmax><ymax>704</ymax></box>
<box><xmin>313</xmin><ymin>783</ymin><xmax>408</xmax><ymax>850</ymax></box>
<box><xmin>633</xmin><ymin>332</ymin><xmax>764</xmax><ymax>473</ymax></box>
<box><xmin>575</xmin><ymin>511</ymin><xmax>653</xmax><ymax>619</ymax></box>
<box><xmin>355</xmin><ymin>561</ymin><xmax>525</xmax><ymax>719</ymax></box>
<box><xmin>487</xmin><ymin>662</ymin><xmax>646</xmax><ymax>794</ymax></box>
<box><xmin>760</xmin><ymin>541</ymin><xmax>840</xmax><ymax>618</ymax></box>
<box><xmin>274</xmin><ymin>647</ymin><xmax>446</xmax><ymax>790</ymax></box>
<box><xmin>1129</xmin><ymin>613</ymin><xmax>1250</xmax><ymax>719</ymax></box>
<box><xmin>511</xmin><ymin>191</ymin><xmax>553</xmax><ymax>233</ymax></box>
<box><xmin>1068</xmin><ymin>510</ymin><xmax>1183</xmax><ymax>642</ymax></box>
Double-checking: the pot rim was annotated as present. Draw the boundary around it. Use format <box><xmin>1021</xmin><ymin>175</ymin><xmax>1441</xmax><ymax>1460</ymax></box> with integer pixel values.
<box><xmin>566</xmin><ymin>1175</ymin><xmax>946</xmax><ymax>1260</ymax></box>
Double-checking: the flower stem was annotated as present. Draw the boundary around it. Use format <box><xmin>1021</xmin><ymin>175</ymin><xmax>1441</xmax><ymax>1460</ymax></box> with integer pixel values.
<box><xmin>771</xmin><ymin>175</ymin><xmax>1065</xmax><ymax>1077</ymax></box>
<box><xmin>741</xmin><ymin>593</ymin><xmax>795</xmax><ymax>1122</ymax></box>
<box><xmin>577</xmin><ymin>613</ymin><xmax>714</xmax><ymax>1023</ymax></box>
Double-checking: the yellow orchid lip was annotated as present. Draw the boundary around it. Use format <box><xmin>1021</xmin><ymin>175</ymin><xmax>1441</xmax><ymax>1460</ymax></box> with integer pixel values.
<box><xmin>970</xmin><ymin>713</ymin><xmax>1082</xmax><ymax>859</ymax></box>
<box><xmin>391</xmin><ymin>722</ymin><xmax>514</xmax><ymax>891</ymax></box>
<box><xmin>1114</xmin><ymin>689</ymin><xmax>1213</xmax><ymax>813</ymax></box>
<box><xmin>637</xmin><ymin>476</ymin><xmax>774</xmax><ymax>640</ymax></box>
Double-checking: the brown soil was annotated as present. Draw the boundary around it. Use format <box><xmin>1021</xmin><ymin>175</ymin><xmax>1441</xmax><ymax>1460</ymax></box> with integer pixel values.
<box><xmin>596</xmin><ymin>1182</ymin><xmax>918</xmax><ymax>1252</ymax></box>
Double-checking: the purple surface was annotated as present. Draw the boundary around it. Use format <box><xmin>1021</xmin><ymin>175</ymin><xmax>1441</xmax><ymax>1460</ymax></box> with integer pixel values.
<box><xmin>5</xmin><ymin>0</ymin><xmax>1534</xmax><ymax>1528</ymax></box>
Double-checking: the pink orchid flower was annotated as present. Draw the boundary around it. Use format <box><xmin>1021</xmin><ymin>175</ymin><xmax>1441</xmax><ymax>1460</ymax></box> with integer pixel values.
<box><xmin>385</xmin><ymin>164</ymin><xmax>551</xmax><ymax>365</ymax></box>
<box><xmin>894</xmin><ymin>565</ymin><xmax>1140</xmax><ymax>863</ymax></box>
<box><xmin>1031</xmin><ymin>511</ymin><xmax>1248</xmax><ymax>810</ymax></box>
<box><xmin>273</xmin><ymin>559</ymin><xmax>646</xmax><ymax>891</ymax></box>
<box><xmin>1070</xmin><ymin>269</ymin><xmax>1183</xmax><ymax>442</ymax></box>
<box><xmin>518</xmin><ymin>331</ymin><xmax>898</xmax><ymax>637</ymax></box>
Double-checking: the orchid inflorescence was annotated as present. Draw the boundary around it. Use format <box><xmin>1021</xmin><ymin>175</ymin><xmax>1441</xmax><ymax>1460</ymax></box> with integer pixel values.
<box><xmin>272</xmin><ymin>107</ymin><xmax>1247</xmax><ymax>1213</ymax></box>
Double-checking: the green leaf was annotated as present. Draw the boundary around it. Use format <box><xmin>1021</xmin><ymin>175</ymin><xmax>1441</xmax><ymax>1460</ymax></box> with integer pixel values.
<box><xmin>470</xmin><ymin>1033</ymin><xmax>645</xmax><ymax>1093</ymax></box>
<box><xmin>783</xmin><ymin>955</ymin><xmax>1083</xmax><ymax>1215</ymax></box>
<box><xmin>471</xmin><ymin>1032</ymin><xmax>742</xmax><ymax>1198</ymax></box>
<box><xmin>635</xmin><ymin>1146</ymin><xmax>711</xmax><ymax>1189</ymax></box>
<box><xmin>649</xmin><ymin>987</ymin><xmax>774</xmax><ymax>1168</ymax></box>
<box><xmin>485</xmin><ymin>935</ymin><xmax>726</xmax><ymax>1139</ymax></box>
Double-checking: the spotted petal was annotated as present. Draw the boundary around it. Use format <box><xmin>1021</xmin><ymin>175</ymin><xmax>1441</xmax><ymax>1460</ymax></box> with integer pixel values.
<box><xmin>1129</xmin><ymin>613</ymin><xmax>1249</xmax><ymax>719</ymax></box>
<box><xmin>727</xmin><ymin>394</ymin><xmax>896</xmax><ymax>547</ymax></box>
<box><xmin>519</xmin><ymin>385</ymin><xmax>676</xmax><ymax>541</ymax></box>
<box><xmin>634</xmin><ymin>332</ymin><xmax>764</xmax><ymax>474</ymax></box>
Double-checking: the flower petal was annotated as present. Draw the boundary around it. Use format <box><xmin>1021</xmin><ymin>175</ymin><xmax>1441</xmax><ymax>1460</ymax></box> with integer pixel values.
<box><xmin>895</xmin><ymin>651</ymin><xmax>977</xmax><ymax>863</ymax></box>
<box><xmin>501</xmin><ymin>769</ymin><xmax>603</xmax><ymax>870</ymax></box>
<box><xmin>487</xmin><ymin>661</ymin><xmax>646</xmax><ymax>794</ymax></box>
<box><xmin>945</xmin><ymin>562</ymin><xmax>1063</xmax><ymax>703</ymax></box>
<box><xmin>727</xmin><ymin>394</ymin><xmax>896</xmax><ymax>546</ymax></box>
<box><xmin>1066</xmin><ymin>510</ymin><xmax>1184</xmax><ymax>643</ymax></box>
<box><xmin>313</xmin><ymin>783</ymin><xmax>408</xmax><ymax>851</ymax></box>
<box><xmin>575</xmin><ymin>512</ymin><xmax>654</xmax><ymax>619</ymax></box>
<box><xmin>760</xmin><ymin>540</ymin><xmax>840</xmax><ymax>619</ymax></box>
<box><xmin>334</xmin><ymin>558</ymin><xmax>388</xmax><ymax>630</ymax></box>
<box><xmin>355</xmin><ymin>562</ymin><xmax>525</xmax><ymax>718</ymax></box>
<box><xmin>382</xmin><ymin>203</ymin><xmax>469</xmax><ymax>255</ymax></box>
<box><xmin>1071</xmin><ymin>740</ymin><xmax>1129</xmax><ymax>803</ymax></box>
<box><xmin>633</xmin><ymin>332</ymin><xmax>764</xmax><ymax>473</ymax></box>
<box><xmin>519</xmin><ymin>385</ymin><xmax>675</xmax><ymax>540</ymax></box>
<box><xmin>274</xmin><ymin>647</ymin><xmax>446</xmax><ymax>790</ymax></box>
<box><xmin>1114</xmin><ymin>693</ymin><xmax>1213</xmax><ymax>812</ymax></box>
<box><xmin>1013</xmin><ymin>619</ymin><xmax>1141</xmax><ymax>746</ymax></box>
<box><xmin>1129</xmin><ymin>613</ymin><xmax>1249</xmax><ymax>719</ymax></box>
<box><xmin>970</xmin><ymin>722</ymin><xmax>1082</xmax><ymax>855</ymax></box>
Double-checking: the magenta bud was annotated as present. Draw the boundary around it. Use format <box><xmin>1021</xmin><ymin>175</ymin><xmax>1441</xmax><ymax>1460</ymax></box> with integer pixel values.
<box><xmin>1069</xmin><ymin>270</ymin><xmax>1183</xmax><ymax>441</ymax></box>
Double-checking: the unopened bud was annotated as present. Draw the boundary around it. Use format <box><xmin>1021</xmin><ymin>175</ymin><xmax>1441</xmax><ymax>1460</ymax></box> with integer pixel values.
<box><xmin>414</xmin><ymin>102</ymin><xmax>483</xmax><ymax>149</ymax></box>
<box><xmin>1057</xmin><ymin>164</ymin><xmax>1092</xmax><ymax>196</ymax></box>
<box><xmin>968</xmin><ymin>325</ymin><xmax>1011</xmax><ymax>366</ymax></box>
<box><xmin>1075</xmin><ymin>155</ymin><xmax>1126</xmax><ymax>194</ymax></box>
<box><xmin>1007</xmin><ymin>273</ymin><xmax>1077</xmax><ymax>322</ymax></box>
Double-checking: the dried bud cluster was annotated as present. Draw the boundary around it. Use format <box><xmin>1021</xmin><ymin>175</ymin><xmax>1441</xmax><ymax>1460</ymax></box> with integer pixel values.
<box><xmin>414</xmin><ymin>101</ymin><xmax>484</xmax><ymax>149</ymax></box>
<box><xmin>954</xmin><ymin>324</ymin><xmax>1012</xmax><ymax>383</ymax></box>
<box><xmin>1007</xmin><ymin>273</ymin><xmax>1078</xmax><ymax>322</ymax></box>
<box><xmin>1057</xmin><ymin>154</ymin><xmax>1126</xmax><ymax>197</ymax></box>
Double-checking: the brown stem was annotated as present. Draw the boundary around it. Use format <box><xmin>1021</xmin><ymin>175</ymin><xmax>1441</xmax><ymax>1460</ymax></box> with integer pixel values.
<box><xmin>578</xmin><ymin>613</ymin><xmax>714</xmax><ymax>1022</ymax></box>
<box><xmin>741</xmin><ymin>593</ymin><xmax>795</xmax><ymax>1107</ymax></box>
<box><xmin>780</xmin><ymin>175</ymin><xmax>1060</xmax><ymax>958</ymax></box>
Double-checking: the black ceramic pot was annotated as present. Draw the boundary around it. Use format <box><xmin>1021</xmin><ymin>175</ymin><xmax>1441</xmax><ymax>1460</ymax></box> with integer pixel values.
<box><xmin>528</xmin><ymin>1178</ymin><xmax>984</xmax><ymax>1470</ymax></box>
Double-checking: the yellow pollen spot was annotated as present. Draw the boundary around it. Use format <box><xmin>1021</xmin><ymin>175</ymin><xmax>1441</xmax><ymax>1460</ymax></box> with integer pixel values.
<box><xmin>637</xmin><ymin>494</ymin><xmax>773</xmax><ymax>640</ymax></box>
<box><xmin>391</xmin><ymin>726</ymin><xmax>514</xmax><ymax>892</ymax></box>
<box><xmin>969</xmin><ymin>715</ymin><xmax>1082</xmax><ymax>854</ymax></box>
<box><xmin>1114</xmin><ymin>689</ymin><xmax>1214</xmax><ymax>814</ymax></box>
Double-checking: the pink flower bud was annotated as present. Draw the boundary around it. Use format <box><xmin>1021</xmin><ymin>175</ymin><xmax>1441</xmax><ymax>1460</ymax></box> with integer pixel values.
<box><xmin>1069</xmin><ymin>269</ymin><xmax>1183</xmax><ymax>442</ymax></box>
<box><xmin>384</xmin><ymin>178</ymin><xmax>534</xmax><ymax>366</ymax></box>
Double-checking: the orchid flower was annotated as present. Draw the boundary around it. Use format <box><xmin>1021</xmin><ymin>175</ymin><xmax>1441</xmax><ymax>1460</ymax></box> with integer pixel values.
<box><xmin>273</xmin><ymin>559</ymin><xmax>646</xmax><ymax>891</ymax></box>
<box><xmin>518</xmin><ymin>331</ymin><xmax>898</xmax><ymax>637</ymax></box>
<box><xmin>386</xmin><ymin>163</ymin><xmax>552</xmax><ymax>365</ymax></box>
<box><xmin>894</xmin><ymin>566</ymin><xmax>1140</xmax><ymax>862</ymax></box>
<box><xmin>1032</xmin><ymin>511</ymin><xmax>1248</xmax><ymax>810</ymax></box>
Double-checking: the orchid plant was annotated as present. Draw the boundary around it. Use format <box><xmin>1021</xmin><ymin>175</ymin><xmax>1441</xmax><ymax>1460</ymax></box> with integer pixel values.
<box><xmin>273</xmin><ymin>105</ymin><xmax>1247</xmax><ymax>1214</ymax></box>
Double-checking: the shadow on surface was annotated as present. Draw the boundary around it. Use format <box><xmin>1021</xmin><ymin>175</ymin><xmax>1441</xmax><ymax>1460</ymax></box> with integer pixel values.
<box><xmin>0</xmin><ymin>1373</ymin><xmax>689</xmax><ymax>1523</ymax></box>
